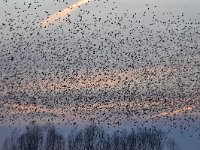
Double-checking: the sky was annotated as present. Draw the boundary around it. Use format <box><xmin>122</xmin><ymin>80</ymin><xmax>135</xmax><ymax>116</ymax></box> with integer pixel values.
<box><xmin>0</xmin><ymin>0</ymin><xmax>200</xmax><ymax>149</ymax></box>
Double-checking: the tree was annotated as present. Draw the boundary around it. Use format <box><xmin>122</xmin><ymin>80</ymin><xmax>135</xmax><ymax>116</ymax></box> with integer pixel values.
<box><xmin>167</xmin><ymin>139</ymin><xmax>181</xmax><ymax>150</ymax></box>
<box><xmin>136</xmin><ymin>128</ymin><xmax>167</xmax><ymax>150</ymax></box>
<box><xmin>2</xmin><ymin>132</ymin><xmax>19</xmax><ymax>150</ymax></box>
<box><xmin>2</xmin><ymin>124</ymin><xmax>65</xmax><ymax>150</ymax></box>
<box><xmin>45</xmin><ymin>125</ymin><xmax>65</xmax><ymax>150</ymax></box>
<box><xmin>3</xmin><ymin>124</ymin><xmax>181</xmax><ymax>150</ymax></box>
<box><xmin>18</xmin><ymin>125</ymin><xmax>43</xmax><ymax>150</ymax></box>
<box><xmin>126</xmin><ymin>129</ymin><xmax>137</xmax><ymax>150</ymax></box>
<box><xmin>68</xmin><ymin>125</ymin><xmax>110</xmax><ymax>150</ymax></box>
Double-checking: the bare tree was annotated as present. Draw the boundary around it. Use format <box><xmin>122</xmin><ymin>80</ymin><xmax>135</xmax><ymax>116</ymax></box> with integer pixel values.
<box><xmin>136</xmin><ymin>128</ymin><xmax>167</xmax><ymax>150</ymax></box>
<box><xmin>167</xmin><ymin>139</ymin><xmax>181</xmax><ymax>150</ymax></box>
<box><xmin>45</xmin><ymin>125</ymin><xmax>65</xmax><ymax>150</ymax></box>
<box><xmin>68</xmin><ymin>129</ymin><xmax>84</xmax><ymax>150</ymax></box>
<box><xmin>127</xmin><ymin>129</ymin><xmax>137</xmax><ymax>150</ymax></box>
<box><xmin>2</xmin><ymin>124</ymin><xmax>65</xmax><ymax>150</ymax></box>
<box><xmin>2</xmin><ymin>132</ymin><xmax>19</xmax><ymax>150</ymax></box>
<box><xmin>18</xmin><ymin>125</ymin><xmax>43</xmax><ymax>150</ymax></box>
<box><xmin>3</xmin><ymin>124</ymin><xmax>181</xmax><ymax>150</ymax></box>
<box><xmin>68</xmin><ymin>125</ymin><xmax>110</xmax><ymax>150</ymax></box>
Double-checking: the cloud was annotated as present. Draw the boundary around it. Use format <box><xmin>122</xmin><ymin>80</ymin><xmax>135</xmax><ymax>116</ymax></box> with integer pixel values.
<box><xmin>3</xmin><ymin>66</ymin><xmax>179</xmax><ymax>94</ymax></box>
<box><xmin>39</xmin><ymin>0</ymin><xmax>93</xmax><ymax>28</ymax></box>
<box><xmin>0</xmin><ymin>97</ymin><xmax>197</xmax><ymax>126</ymax></box>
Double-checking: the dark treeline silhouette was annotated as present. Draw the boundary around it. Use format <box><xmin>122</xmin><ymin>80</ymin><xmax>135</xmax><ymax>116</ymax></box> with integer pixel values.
<box><xmin>2</xmin><ymin>123</ymin><xmax>65</xmax><ymax>150</ymax></box>
<box><xmin>2</xmin><ymin>124</ymin><xmax>181</xmax><ymax>150</ymax></box>
<box><xmin>68</xmin><ymin>126</ymin><xmax>181</xmax><ymax>150</ymax></box>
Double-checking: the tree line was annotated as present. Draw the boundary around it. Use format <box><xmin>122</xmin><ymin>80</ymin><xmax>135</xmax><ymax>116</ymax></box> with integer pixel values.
<box><xmin>2</xmin><ymin>124</ymin><xmax>181</xmax><ymax>150</ymax></box>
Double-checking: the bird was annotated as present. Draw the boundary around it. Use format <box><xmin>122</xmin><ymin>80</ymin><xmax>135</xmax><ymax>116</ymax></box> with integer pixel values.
<box><xmin>0</xmin><ymin>0</ymin><xmax>199</xmax><ymax>141</ymax></box>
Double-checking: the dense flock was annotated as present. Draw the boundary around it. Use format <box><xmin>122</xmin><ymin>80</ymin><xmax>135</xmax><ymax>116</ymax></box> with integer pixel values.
<box><xmin>0</xmin><ymin>0</ymin><xmax>200</xmax><ymax>138</ymax></box>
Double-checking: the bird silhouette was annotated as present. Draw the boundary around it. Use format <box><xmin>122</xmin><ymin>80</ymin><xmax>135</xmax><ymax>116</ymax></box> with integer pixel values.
<box><xmin>0</xmin><ymin>0</ymin><xmax>199</xmax><ymax>140</ymax></box>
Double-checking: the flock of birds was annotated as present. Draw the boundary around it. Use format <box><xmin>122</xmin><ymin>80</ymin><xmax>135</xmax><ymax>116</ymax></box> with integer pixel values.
<box><xmin>0</xmin><ymin>0</ymin><xmax>200</xmax><ymax>137</ymax></box>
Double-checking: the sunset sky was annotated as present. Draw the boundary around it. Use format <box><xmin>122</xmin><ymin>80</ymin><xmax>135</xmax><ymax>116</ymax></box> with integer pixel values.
<box><xmin>0</xmin><ymin>0</ymin><xmax>200</xmax><ymax>149</ymax></box>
